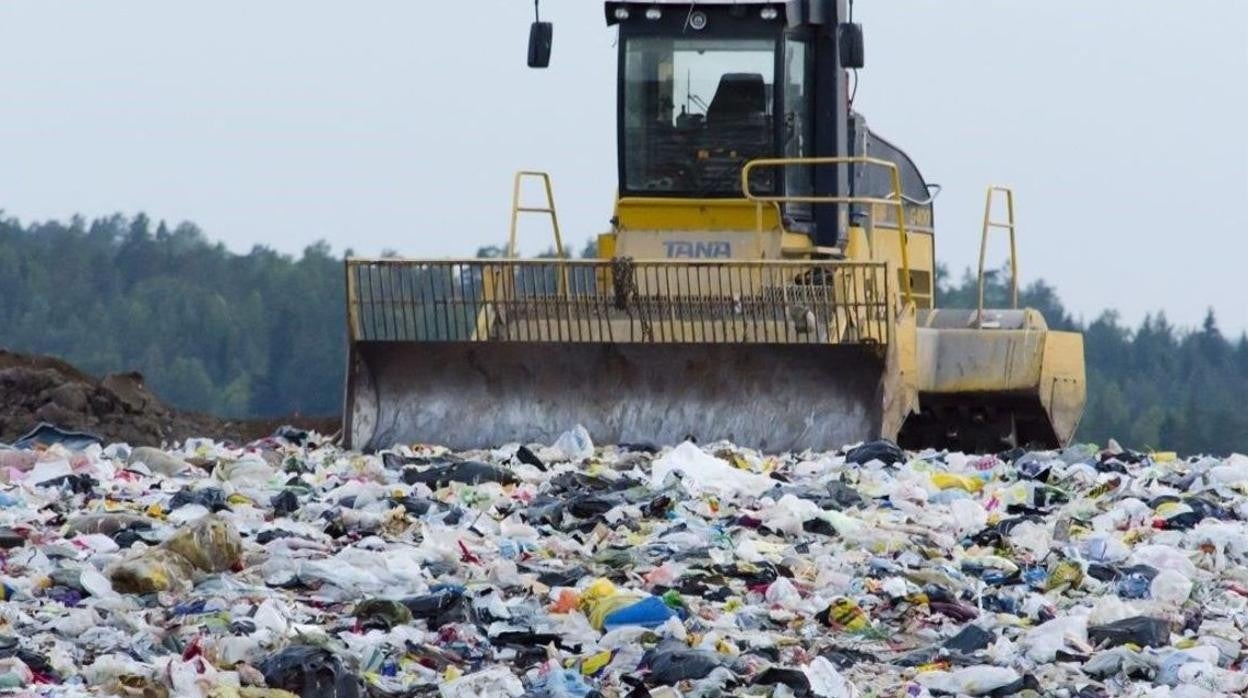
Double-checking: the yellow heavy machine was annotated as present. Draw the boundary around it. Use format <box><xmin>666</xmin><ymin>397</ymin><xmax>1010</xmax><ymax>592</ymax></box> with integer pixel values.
<box><xmin>343</xmin><ymin>0</ymin><xmax>1085</xmax><ymax>453</ymax></box>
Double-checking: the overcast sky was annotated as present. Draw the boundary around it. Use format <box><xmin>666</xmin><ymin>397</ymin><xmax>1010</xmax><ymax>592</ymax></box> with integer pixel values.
<box><xmin>1</xmin><ymin>1</ymin><xmax>1245</xmax><ymax>332</ymax></box>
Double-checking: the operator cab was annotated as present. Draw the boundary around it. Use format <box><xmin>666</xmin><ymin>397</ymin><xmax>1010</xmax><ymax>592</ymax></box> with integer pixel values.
<box><xmin>607</xmin><ymin>2</ymin><xmax>810</xmax><ymax>201</ymax></box>
<box><xmin>597</xmin><ymin>1</ymin><xmax>933</xmax><ymax>249</ymax></box>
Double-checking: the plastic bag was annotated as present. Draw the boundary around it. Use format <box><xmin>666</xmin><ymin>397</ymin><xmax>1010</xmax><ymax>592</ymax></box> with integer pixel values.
<box><xmin>643</xmin><ymin>644</ymin><xmax>723</xmax><ymax>686</ymax></box>
<box><xmin>164</xmin><ymin>514</ymin><xmax>243</xmax><ymax>573</ymax></box>
<box><xmin>258</xmin><ymin>646</ymin><xmax>361</xmax><ymax>698</ymax></box>
<box><xmin>760</xmin><ymin>494</ymin><xmax>823</xmax><ymax>536</ymax></box>
<box><xmin>650</xmin><ymin>442</ymin><xmax>772</xmax><ymax>497</ymax></box>
<box><xmin>106</xmin><ymin>547</ymin><xmax>196</xmax><ymax>594</ymax></box>
<box><xmin>1151</xmin><ymin>568</ymin><xmax>1193</xmax><ymax>606</ymax></box>
<box><xmin>1088</xmin><ymin>616</ymin><xmax>1171</xmax><ymax>649</ymax></box>
<box><xmin>844</xmin><ymin>440</ymin><xmax>904</xmax><ymax>466</ymax></box>
<box><xmin>170</xmin><ymin>486</ymin><xmax>230</xmax><ymax>512</ymax></box>
<box><xmin>804</xmin><ymin>656</ymin><xmax>856</xmax><ymax>698</ymax></box>
<box><xmin>439</xmin><ymin>666</ymin><xmax>524</xmax><ymax>698</ymax></box>
<box><xmin>402</xmin><ymin>461</ymin><xmax>518</xmax><ymax>488</ymax></box>
<box><xmin>914</xmin><ymin>666</ymin><xmax>1021</xmax><ymax>696</ymax></box>
<box><xmin>550</xmin><ymin>425</ymin><xmax>594</xmax><ymax>462</ymax></box>
<box><xmin>944</xmin><ymin>624</ymin><xmax>994</xmax><ymax>653</ymax></box>
<box><xmin>127</xmin><ymin>446</ymin><xmax>190</xmax><ymax>476</ymax></box>
<box><xmin>1024</xmin><ymin>615</ymin><xmax>1088</xmax><ymax>663</ymax></box>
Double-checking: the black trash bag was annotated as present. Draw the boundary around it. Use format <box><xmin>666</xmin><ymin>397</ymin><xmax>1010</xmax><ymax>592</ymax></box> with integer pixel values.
<box><xmin>1185</xmin><ymin>496</ymin><xmax>1233</xmax><ymax>521</ymax></box>
<box><xmin>642</xmin><ymin>494</ymin><xmax>673</xmax><ymax>518</ymax></box>
<box><xmin>271</xmin><ymin>489</ymin><xmax>301</xmax><ymax>516</ymax></box>
<box><xmin>111</xmin><ymin>525</ymin><xmax>161</xmax><ymax>548</ymax></box>
<box><xmin>401</xmin><ymin>461</ymin><xmax>518</xmax><ymax>488</ymax></box>
<box><xmin>752</xmin><ymin>667</ymin><xmax>810</xmax><ymax>696</ymax></box>
<box><xmin>40</xmin><ymin>474</ymin><xmax>98</xmax><ymax>495</ymax></box>
<box><xmin>12</xmin><ymin>423</ymin><xmax>102</xmax><ymax>451</ymax></box>
<box><xmin>970</xmin><ymin>515</ymin><xmax>1041</xmax><ymax>547</ymax></box>
<box><xmin>1088</xmin><ymin>616</ymin><xmax>1171</xmax><ymax>648</ymax></box>
<box><xmin>566</xmin><ymin>493</ymin><xmax>626</xmax><ymax>519</ymax></box>
<box><xmin>823</xmin><ymin>480</ymin><xmax>864</xmax><ymax>510</ymax></box>
<box><xmin>819</xmin><ymin>645</ymin><xmax>877</xmax><ymax>668</ymax></box>
<box><xmin>272</xmin><ymin>425</ymin><xmax>310</xmax><ymax>446</ymax></box>
<box><xmin>803</xmin><ymin>518</ymin><xmax>839</xmax><ymax>536</ymax></box>
<box><xmin>532</xmin><ymin>566</ymin><xmax>592</xmax><ymax>589</ymax></box>
<box><xmin>642</xmin><ymin>644</ymin><xmax>723</xmax><ymax>686</ymax></box>
<box><xmin>258</xmin><ymin>645</ymin><xmax>361</xmax><ymax>698</ymax></box>
<box><xmin>0</xmin><ymin>528</ymin><xmax>25</xmax><ymax>550</ymax></box>
<box><xmin>400</xmin><ymin>588</ymin><xmax>469</xmax><ymax>628</ymax></box>
<box><xmin>523</xmin><ymin>496</ymin><xmax>566</xmax><ymax>526</ymax></box>
<box><xmin>515</xmin><ymin>445</ymin><xmax>546</xmax><ymax>471</ymax></box>
<box><xmin>1086</xmin><ymin>563</ymin><xmax>1122</xmax><ymax>583</ymax></box>
<box><xmin>943</xmin><ymin>624</ymin><xmax>994</xmax><ymax>653</ymax></box>
<box><xmin>389</xmin><ymin>496</ymin><xmax>438</xmax><ymax>516</ymax></box>
<box><xmin>256</xmin><ymin>529</ymin><xmax>298</xmax><ymax>545</ymax></box>
<box><xmin>169</xmin><ymin>486</ymin><xmax>229</xmax><ymax>512</ymax></box>
<box><xmin>845</xmin><ymin>440</ymin><xmax>905</xmax><ymax>466</ymax></box>
<box><xmin>547</xmin><ymin>471</ymin><xmax>637</xmax><ymax>494</ymax></box>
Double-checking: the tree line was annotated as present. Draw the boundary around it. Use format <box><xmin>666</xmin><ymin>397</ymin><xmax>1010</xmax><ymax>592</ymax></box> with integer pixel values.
<box><xmin>2</xmin><ymin>212</ymin><xmax>1245</xmax><ymax>453</ymax></box>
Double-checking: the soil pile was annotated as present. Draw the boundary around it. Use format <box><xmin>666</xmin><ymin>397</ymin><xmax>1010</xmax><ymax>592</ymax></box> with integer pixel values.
<box><xmin>0</xmin><ymin>350</ymin><xmax>336</xmax><ymax>446</ymax></box>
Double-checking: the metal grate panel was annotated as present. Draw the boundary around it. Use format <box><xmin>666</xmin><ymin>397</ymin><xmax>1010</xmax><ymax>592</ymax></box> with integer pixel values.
<box><xmin>346</xmin><ymin>258</ymin><xmax>893</xmax><ymax>345</ymax></box>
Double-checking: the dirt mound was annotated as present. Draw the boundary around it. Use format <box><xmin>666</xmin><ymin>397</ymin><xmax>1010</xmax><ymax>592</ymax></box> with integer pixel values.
<box><xmin>0</xmin><ymin>349</ymin><xmax>338</xmax><ymax>447</ymax></box>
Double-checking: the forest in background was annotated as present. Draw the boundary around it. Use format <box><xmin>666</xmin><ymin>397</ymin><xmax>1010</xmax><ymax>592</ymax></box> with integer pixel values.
<box><xmin>3</xmin><ymin>212</ymin><xmax>1246</xmax><ymax>454</ymax></box>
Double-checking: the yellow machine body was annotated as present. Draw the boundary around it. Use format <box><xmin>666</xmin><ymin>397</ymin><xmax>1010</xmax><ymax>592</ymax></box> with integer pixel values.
<box><xmin>342</xmin><ymin>1</ymin><xmax>1086</xmax><ymax>453</ymax></box>
<box><xmin>344</xmin><ymin>171</ymin><xmax>1085</xmax><ymax>452</ymax></box>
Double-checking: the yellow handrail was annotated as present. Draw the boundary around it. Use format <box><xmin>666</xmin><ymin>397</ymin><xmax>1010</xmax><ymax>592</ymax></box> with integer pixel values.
<box><xmin>741</xmin><ymin>156</ymin><xmax>914</xmax><ymax>306</ymax></box>
<box><xmin>977</xmin><ymin>185</ymin><xmax>1019</xmax><ymax>328</ymax></box>
<box><xmin>507</xmin><ymin>170</ymin><xmax>568</xmax><ymax>294</ymax></box>
<box><xmin>508</xmin><ymin>170</ymin><xmax>566</xmax><ymax>259</ymax></box>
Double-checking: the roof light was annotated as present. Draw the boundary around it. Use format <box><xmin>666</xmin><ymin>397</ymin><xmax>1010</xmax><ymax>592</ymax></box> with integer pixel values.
<box><xmin>688</xmin><ymin>10</ymin><xmax>708</xmax><ymax>30</ymax></box>
<box><xmin>645</xmin><ymin>7</ymin><xmax>662</xmax><ymax>20</ymax></box>
<box><xmin>614</xmin><ymin>8</ymin><xmax>630</xmax><ymax>21</ymax></box>
<box><xmin>760</xmin><ymin>7</ymin><xmax>779</xmax><ymax>20</ymax></box>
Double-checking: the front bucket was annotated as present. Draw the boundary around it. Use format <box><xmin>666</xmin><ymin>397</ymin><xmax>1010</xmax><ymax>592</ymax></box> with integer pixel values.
<box><xmin>345</xmin><ymin>341</ymin><xmax>896</xmax><ymax>453</ymax></box>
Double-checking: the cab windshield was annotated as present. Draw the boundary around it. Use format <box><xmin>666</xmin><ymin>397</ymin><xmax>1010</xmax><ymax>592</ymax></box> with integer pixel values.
<box><xmin>623</xmin><ymin>37</ymin><xmax>777</xmax><ymax>196</ymax></box>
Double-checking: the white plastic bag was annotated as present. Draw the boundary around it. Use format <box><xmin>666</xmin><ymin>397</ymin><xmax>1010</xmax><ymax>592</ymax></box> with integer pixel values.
<box><xmin>1151</xmin><ymin>568</ymin><xmax>1194</xmax><ymax>606</ymax></box>
<box><xmin>650</xmin><ymin>442</ymin><xmax>772</xmax><ymax>497</ymax></box>
<box><xmin>440</xmin><ymin>666</ymin><xmax>525</xmax><ymax>698</ymax></box>
<box><xmin>804</xmin><ymin>656</ymin><xmax>857</xmax><ymax>698</ymax></box>
<box><xmin>915</xmin><ymin>666</ymin><xmax>1020</xmax><ymax>696</ymax></box>
<box><xmin>551</xmin><ymin>425</ymin><xmax>594</xmax><ymax>462</ymax></box>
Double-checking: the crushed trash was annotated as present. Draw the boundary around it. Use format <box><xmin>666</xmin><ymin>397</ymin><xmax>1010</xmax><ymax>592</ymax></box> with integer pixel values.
<box><xmin>0</xmin><ymin>427</ymin><xmax>1244</xmax><ymax>696</ymax></box>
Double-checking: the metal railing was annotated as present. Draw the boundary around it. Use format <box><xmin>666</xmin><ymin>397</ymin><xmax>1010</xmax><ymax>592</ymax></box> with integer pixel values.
<box><xmin>345</xmin><ymin>258</ymin><xmax>892</xmax><ymax>346</ymax></box>
<box><xmin>741</xmin><ymin>156</ymin><xmax>915</xmax><ymax>306</ymax></box>
<box><xmin>977</xmin><ymin>185</ymin><xmax>1019</xmax><ymax>329</ymax></box>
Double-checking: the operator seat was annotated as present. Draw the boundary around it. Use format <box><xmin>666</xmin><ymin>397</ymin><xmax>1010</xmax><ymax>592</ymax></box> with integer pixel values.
<box><xmin>707</xmin><ymin>73</ymin><xmax>767</xmax><ymax>125</ymax></box>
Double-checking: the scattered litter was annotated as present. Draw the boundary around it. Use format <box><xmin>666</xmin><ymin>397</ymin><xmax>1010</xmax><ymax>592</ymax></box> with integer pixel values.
<box><xmin>0</xmin><ymin>431</ymin><xmax>1241</xmax><ymax>695</ymax></box>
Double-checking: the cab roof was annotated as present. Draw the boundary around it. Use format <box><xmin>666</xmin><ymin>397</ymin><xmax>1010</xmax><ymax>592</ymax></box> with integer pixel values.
<box><xmin>605</xmin><ymin>1</ymin><xmax>795</xmax><ymax>26</ymax></box>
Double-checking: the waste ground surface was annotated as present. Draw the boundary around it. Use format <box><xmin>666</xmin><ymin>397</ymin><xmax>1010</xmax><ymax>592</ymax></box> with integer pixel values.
<box><xmin>0</xmin><ymin>423</ymin><xmax>1246</xmax><ymax>697</ymax></box>
<box><xmin>1</xmin><ymin>352</ymin><xmax>1246</xmax><ymax>696</ymax></box>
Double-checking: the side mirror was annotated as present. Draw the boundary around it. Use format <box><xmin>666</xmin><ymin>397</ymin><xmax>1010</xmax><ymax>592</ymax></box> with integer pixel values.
<box><xmin>838</xmin><ymin>22</ymin><xmax>864</xmax><ymax>69</ymax></box>
<box><xmin>528</xmin><ymin>22</ymin><xmax>553</xmax><ymax>68</ymax></box>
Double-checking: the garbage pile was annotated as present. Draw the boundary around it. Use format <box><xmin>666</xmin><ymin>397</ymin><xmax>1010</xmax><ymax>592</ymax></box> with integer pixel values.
<box><xmin>0</xmin><ymin>425</ymin><xmax>1245</xmax><ymax>697</ymax></box>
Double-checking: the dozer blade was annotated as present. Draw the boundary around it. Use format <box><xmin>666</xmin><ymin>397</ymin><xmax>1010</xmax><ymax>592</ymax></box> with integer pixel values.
<box><xmin>346</xmin><ymin>341</ymin><xmax>898</xmax><ymax>452</ymax></box>
<box><xmin>343</xmin><ymin>257</ymin><xmax>913</xmax><ymax>453</ymax></box>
